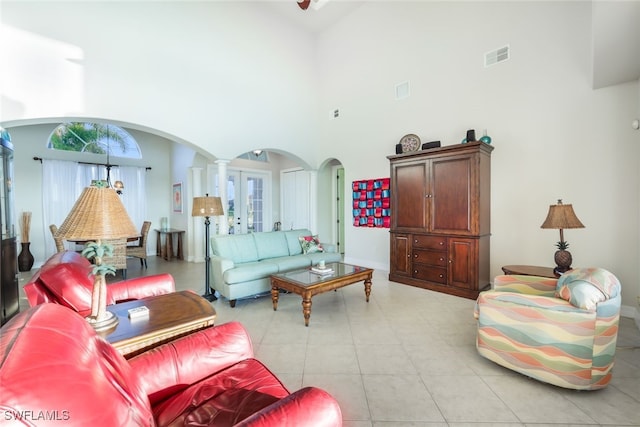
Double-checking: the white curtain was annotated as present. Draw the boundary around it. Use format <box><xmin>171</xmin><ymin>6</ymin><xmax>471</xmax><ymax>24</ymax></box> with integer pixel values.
<box><xmin>42</xmin><ymin>159</ymin><xmax>147</xmax><ymax>259</ymax></box>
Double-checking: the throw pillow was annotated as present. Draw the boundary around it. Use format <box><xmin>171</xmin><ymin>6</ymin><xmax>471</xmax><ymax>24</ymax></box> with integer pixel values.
<box><xmin>555</xmin><ymin>267</ymin><xmax>620</xmax><ymax>311</ymax></box>
<box><xmin>298</xmin><ymin>235</ymin><xmax>324</xmax><ymax>254</ymax></box>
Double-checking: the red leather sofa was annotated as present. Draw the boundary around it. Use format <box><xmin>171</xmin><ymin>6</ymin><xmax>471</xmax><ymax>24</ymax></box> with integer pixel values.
<box><xmin>0</xmin><ymin>304</ymin><xmax>342</xmax><ymax>426</ymax></box>
<box><xmin>23</xmin><ymin>250</ymin><xmax>175</xmax><ymax>316</ymax></box>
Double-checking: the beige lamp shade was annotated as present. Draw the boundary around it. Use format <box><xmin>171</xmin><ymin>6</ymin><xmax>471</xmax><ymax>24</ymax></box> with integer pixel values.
<box><xmin>540</xmin><ymin>199</ymin><xmax>585</xmax><ymax>230</ymax></box>
<box><xmin>55</xmin><ymin>185</ymin><xmax>138</xmax><ymax>240</ymax></box>
<box><xmin>192</xmin><ymin>195</ymin><xmax>224</xmax><ymax>217</ymax></box>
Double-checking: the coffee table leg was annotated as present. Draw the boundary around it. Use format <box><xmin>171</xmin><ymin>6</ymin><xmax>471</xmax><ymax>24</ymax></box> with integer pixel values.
<box><xmin>271</xmin><ymin>285</ymin><xmax>279</xmax><ymax>311</ymax></box>
<box><xmin>301</xmin><ymin>296</ymin><xmax>312</xmax><ymax>327</ymax></box>
<box><xmin>364</xmin><ymin>277</ymin><xmax>372</xmax><ymax>302</ymax></box>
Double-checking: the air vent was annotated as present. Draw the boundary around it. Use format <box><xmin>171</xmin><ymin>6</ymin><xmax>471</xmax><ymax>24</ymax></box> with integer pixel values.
<box><xmin>484</xmin><ymin>45</ymin><xmax>510</xmax><ymax>67</ymax></box>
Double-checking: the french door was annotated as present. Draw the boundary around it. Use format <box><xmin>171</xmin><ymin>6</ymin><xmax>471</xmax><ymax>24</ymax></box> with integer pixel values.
<box><xmin>224</xmin><ymin>170</ymin><xmax>271</xmax><ymax>234</ymax></box>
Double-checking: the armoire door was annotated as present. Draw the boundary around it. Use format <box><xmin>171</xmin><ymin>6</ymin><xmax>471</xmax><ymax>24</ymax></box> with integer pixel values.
<box><xmin>430</xmin><ymin>155</ymin><xmax>474</xmax><ymax>235</ymax></box>
<box><xmin>391</xmin><ymin>162</ymin><xmax>427</xmax><ymax>230</ymax></box>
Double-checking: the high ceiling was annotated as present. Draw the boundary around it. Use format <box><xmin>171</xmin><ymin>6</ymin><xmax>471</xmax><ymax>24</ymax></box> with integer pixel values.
<box><xmin>267</xmin><ymin>0</ymin><xmax>640</xmax><ymax>90</ymax></box>
<box><xmin>264</xmin><ymin>0</ymin><xmax>363</xmax><ymax>33</ymax></box>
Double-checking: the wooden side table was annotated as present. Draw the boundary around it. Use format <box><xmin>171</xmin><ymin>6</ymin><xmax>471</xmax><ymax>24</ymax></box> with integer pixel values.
<box><xmin>155</xmin><ymin>228</ymin><xmax>185</xmax><ymax>261</ymax></box>
<box><xmin>501</xmin><ymin>265</ymin><xmax>559</xmax><ymax>279</ymax></box>
<box><xmin>101</xmin><ymin>291</ymin><xmax>216</xmax><ymax>358</ymax></box>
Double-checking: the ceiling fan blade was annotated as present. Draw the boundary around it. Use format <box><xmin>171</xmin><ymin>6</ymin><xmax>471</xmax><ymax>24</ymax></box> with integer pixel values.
<box><xmin>298</xmin><ymin>0</ymin><xmax>311</xmax><ymax>10</ymax></box>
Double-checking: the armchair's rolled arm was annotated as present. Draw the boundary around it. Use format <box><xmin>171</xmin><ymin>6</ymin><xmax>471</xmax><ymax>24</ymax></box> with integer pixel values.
<box><xmin>492</xmin><ymin>274</ymin><xmax>557</xmax><ymax>297</ymax></box>
<box><xmin>210</xmin><ymin>255</ymin><xmax>234</xmax><ymax>287</ymax></box>
<box><xmin>107</xmin><ymin>273</ymin><xmax>176</xmax><ymax>303</ymax></box>
<box><xmin>235</xmin><ymin>387</ymin><xmax>342</xmax><ymax>427</ymax></box>
<box><xmin>128</xmin><ymin>321</ymin><xmax>253</xmax><ymax>405</ymax></box>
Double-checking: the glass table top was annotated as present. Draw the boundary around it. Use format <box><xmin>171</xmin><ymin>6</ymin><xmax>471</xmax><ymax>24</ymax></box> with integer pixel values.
<box><xmin>272</xmin><ymin>262</ymin><xmax>370</xmax><ymax>287</ymax></box>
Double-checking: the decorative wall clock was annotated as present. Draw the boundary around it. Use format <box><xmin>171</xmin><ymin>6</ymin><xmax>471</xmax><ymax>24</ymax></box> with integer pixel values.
<box><xmin>399</xmin><ymin>134</ymin><xmax>421</xmax><ymax>153</ymax></box>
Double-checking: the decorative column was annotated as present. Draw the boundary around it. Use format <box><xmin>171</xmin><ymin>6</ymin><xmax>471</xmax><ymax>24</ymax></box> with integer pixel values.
<box><xmin>191</xmin><ymin>167</ymin><xmax>204</xmax><ymax>262</ymax></box>
<box><xmin>215</xmin><ymin>160</ymin><xmax>230</xmax><ymax>235</ymax></box>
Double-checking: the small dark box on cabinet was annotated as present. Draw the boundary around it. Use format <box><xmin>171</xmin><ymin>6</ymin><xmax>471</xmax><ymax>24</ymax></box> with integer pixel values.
<box><xmin>395</xmin><ymin>143</ymin><xmax>403</xmax><ymax>154</ymax></box>
<box><xmin>466</xmin><ymin>129</ymin><xmax>476</xmax><ymax>142</ymax></box>
<box><xmin>422</xmin><ymin>141</ymin><xmax>441</xmax><ymax>150</ymax></box>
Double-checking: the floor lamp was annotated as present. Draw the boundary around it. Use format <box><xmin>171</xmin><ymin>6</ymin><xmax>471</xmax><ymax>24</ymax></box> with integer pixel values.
<box><xmin>192</xmin><ymin>194</ymin><xmax>224</xmax><ymax>302</ymax></box>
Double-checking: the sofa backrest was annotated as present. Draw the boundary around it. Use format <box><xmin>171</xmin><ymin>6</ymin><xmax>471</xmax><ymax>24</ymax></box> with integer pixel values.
<box><xmin>211</xmin><ymin>233</ymin><xmax>260</xmax><ymax>263</ymax></box>
<box><xmin>252</xmin><ymin>231</ymin><xmax>290</xmax><ymax>260</ymax></box>
<box><xmin>0</xmin><ymin>304</ymin><xmax>154</xmax><ymax>426</ymax></box>
<box><xmin>210</xmin><ymin>229</ymin><xmax>313</xmax><ymax>262</ymax></box>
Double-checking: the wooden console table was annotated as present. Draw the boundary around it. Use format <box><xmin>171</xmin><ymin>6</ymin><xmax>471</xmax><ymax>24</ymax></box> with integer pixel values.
<box><xmin>155</xmin><ymin>228</ymin><xmax>185</xmax><ymax>261</ymax></box>
<box><xmin>101</xmin><ymin>291</ymin><xmax>216</xmax><ymax>358</ymax></box>
<box><xmin>501</xmin><ymin>265</ymin><xmax>559</xmax><ymax>278</ymax></box>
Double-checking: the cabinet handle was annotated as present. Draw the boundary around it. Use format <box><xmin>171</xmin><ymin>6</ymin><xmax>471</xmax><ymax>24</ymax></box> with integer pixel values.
<box><xmin>414</xmin><ymin>270</ymin><xmax>418</xmax><ymax>274</ymax></box>
<box><xmin>448</xmin><ymin>259</ymin><xmax>452</xmax><ymax>263</ymax></box>
<box><xmin>407</xmin><ymin>254</ymin><xmax>410</xmax><ymax>258</ymax></box>
<box><xmin>439</xmin><ymin>274</ymin><xmax>443</xmax><ymax>278</ymax></box>
<box><xmin>414</xmin><ymin>254</ymin><xmax>418</xmax><ymax>258</ymax></box>
<box><xmin>439</xmin><ymin>241</ymin><xmax>444</xmax><ymax>246</ymax></box>
<box><xmin>414</xmin><ymin>239</ymin><xmax>418</xmax><ymax>243</ymax></box>
<box><xmin>439</xmin><ymin>257</ymin><xmax>444</xmax><ymax>261</ymax></box>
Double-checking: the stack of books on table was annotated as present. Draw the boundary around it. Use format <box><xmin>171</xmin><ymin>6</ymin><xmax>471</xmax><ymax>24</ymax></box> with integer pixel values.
<box><xmin>311</xmin><ymin>265</ymin><xmax>334</xmax><ymax>275</ymax></box>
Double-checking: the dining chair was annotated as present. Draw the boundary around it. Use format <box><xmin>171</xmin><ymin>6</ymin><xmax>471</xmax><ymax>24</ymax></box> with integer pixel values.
<box><xmin>126</xmin><ymin>221</ymin><xmax>151</xmax><ymax>268</ymax></box>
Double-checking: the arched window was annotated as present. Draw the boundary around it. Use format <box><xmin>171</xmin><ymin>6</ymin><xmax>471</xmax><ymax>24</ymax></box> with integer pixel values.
<box><xmin>48</xmin><ymin>122</ymin><xmax>141</xmax><ymax>159</ymax></box>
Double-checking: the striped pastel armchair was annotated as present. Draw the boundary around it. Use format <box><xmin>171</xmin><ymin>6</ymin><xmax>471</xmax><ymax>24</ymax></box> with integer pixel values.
<box><xmin>474</xmin><ymin>268</ymin><xmax>621</xmax><ymax>390</ymax></box>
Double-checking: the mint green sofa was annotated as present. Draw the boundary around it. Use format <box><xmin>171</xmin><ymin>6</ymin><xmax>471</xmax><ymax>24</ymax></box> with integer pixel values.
<box><xmin>209</xmin><ymin>229</ymin><xmax>341</xmax><ymax>307</ymax></box>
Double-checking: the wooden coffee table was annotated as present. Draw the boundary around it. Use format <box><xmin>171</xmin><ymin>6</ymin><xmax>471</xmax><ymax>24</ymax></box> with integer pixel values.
<box><xmin>270</xmin><ymin>262</ymin><xmax>373</xmax><ymax>326</ymax></box>
<box><xmin>100</xmin><ymin>290</ymin><xmax>216</xmax><ymax>358</ymax></box>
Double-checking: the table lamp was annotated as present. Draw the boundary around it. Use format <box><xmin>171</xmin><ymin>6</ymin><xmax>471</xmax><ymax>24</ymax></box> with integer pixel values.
<box><xmin>192</xmin><ymin>194</ymin><xmax>224</xmax><ymax>302</ymax></box>
<box><xmin>540</xmin><ymin>199</ymin><xmax>585</xmax><ymax>275</ymax></box>
<box><xmin>55</xmin><ymin>182</ymin><xmax>138</xmax><ymax>330</ymax></box>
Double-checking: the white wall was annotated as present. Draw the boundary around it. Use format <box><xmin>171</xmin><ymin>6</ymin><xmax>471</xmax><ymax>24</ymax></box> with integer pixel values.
<box><xmin>315</xmin><ymin>2</ymin><xmax>640</xmax><ymax>309</ymax></box>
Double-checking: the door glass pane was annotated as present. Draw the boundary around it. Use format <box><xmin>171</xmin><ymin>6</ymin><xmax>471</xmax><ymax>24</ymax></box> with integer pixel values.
<box><xmin>227</xmin><ymin>175</ymin><xmax>236</xmax><ymax>234</ymax></box>
<box><xmin>246</xmin><ymin>177</ymin><xmax>263</xmax><ymax>232</ymax></box>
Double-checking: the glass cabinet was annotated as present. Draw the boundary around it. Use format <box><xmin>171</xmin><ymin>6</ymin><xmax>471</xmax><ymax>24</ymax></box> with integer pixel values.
<box><xmin>1</xmin><ymin>128</ymin><xmax>18</xmax><ymax>325</ymax></box>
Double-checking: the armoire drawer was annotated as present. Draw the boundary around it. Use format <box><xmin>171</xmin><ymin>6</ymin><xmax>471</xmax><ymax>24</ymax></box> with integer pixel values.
<box><xmin>413</xmin><ymin>249</ymin><xmax>447</xmax><ymax>267</ymax></box>
<box><xmin>412</xmin><ymin>235</ymin><xmax>447</xmax><ymax>250</ymax></box>
<box><xmin>412</xmin><ymin>265</ymin><xmax>447</xmax><ymax>284</ymax></box>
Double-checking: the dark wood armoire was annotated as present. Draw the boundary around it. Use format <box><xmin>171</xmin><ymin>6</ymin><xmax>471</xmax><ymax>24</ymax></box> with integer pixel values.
<box><xmin>388</xmin><ymin>141</ymin><xmax>493</xmax><ymax>299</ymax></box>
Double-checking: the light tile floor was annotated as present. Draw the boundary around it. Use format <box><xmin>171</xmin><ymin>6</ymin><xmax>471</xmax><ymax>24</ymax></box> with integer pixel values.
<box><xmin>18</xmin><ymin>256</ymin><xmax>640</xmax><ymax>426</ymax></box>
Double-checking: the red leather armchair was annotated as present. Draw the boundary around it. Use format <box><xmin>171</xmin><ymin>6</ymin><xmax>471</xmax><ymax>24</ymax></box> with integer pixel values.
<box><xmin>23</xmin><ymin>251</ymin><xmax>175</xmax><ymax>316</ymax></box>
<box><xmin>0</xmin><ymin>304</ymin><xmax>342</xmax><ymax>426</ymax></box>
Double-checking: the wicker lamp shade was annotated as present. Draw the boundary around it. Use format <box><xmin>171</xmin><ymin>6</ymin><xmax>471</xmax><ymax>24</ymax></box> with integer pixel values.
<box><xmin>56</xmin><ymin>185</ymin><xmax>138</xmax><ymax>240</ymax></box>
<box><xmin>192</xmin><ymin>195</ymin><xmax>224</xmax><ymax>217</ymax></box>
<box><xmin>540</xmin><ymin>199</ymin><xmax>585</xmax><ymax>230</ymax></box>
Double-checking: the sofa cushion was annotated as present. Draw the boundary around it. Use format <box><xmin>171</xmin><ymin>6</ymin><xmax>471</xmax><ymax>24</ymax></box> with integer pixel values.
<box><xmin>211</xmin><ymin>234</ymin><xmax>259</xmax><ymax>263</ymax></box>
<box><xmin>283</xmin><ymin>229</ymin><xmax>312</xmax><ymax>255</ymax></box>
<box><xmin>264</xmin><ymin>255</ymin><xmax>311</xmax><ymax>272</ymax></box>
<box><xmin>252</xmin><ymin>231</ymin><xmax>290</xmax><ymax>260</ymax></box>
<box><xmin>223</xmin><ymin>261</ymin><xmax>279</xmax><ymax>284</ymax></box>
<box><xmin>152</xmin><ymin>358</ymin><xmax>289</xmax><ymax>426</ymax></box>
<box><xmin>304</xmin><ymin>251</ymin><xmax>342</xmax><ymax>264</ymax></box>
<box><xmin>556</xmin><ymin>267</ymin><xmax>621</xmax><ymax>311</ymax></box>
